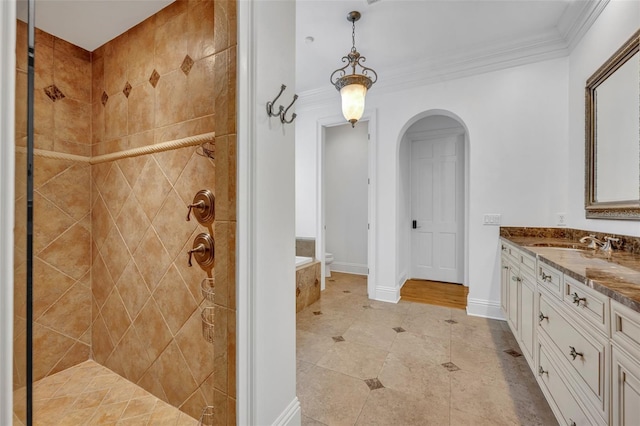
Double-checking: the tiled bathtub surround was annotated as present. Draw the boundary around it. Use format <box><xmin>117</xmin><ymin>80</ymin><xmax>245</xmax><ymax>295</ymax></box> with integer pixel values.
<box><xmin>501</xmin><ymin>227</ymin><xmax>640</xmax><ymax>313</ymax></box>
<box><xmin>296</xmin><ymin>238</ymin><xmax>316</xmax><ymax>258</ymax></box>
<box><xmin>13</xmin><ymin>0</ymin><xmax>237</xmax><ymax>422</ymax></box>
<box><xmin>296</xmin><ymin>261</ymin><xmax>321</xmax><ymax>313</ymax></box>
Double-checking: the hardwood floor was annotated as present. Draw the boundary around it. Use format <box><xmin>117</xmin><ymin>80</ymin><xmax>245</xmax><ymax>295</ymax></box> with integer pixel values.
<box><xmin>400</xmin><ymin>279</ymin><xmax>469</xmax><ymax>310</ymax></box>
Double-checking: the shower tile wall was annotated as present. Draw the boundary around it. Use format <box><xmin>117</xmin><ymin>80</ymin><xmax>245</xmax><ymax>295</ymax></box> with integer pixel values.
<box><xmin>14</xmin><ymin>21</ymin><xmax>92</xmax><ymax>389</ymax></box>
<box><xmin>13</xmin><ymin>0</ymin><xmax>237</xmax><ymax>422</ymax></box>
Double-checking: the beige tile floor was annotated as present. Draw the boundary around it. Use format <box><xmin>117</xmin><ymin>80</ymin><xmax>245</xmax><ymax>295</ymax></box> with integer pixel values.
<box><xmin>13</xmin><ymin>360</ymin><xmax>198</xmax><ymax>425</ymax></box>
<box><xmin>297</xmin><ymin>273</ymin><xmax>558</xmax><ymax>426</ymax></box>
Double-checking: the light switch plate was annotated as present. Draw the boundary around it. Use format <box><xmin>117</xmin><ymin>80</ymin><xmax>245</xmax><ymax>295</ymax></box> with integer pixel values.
<box><xmin>483</xmin><ymin>214</ymin><xmax>501</xmax><ymax>225</ymax></box>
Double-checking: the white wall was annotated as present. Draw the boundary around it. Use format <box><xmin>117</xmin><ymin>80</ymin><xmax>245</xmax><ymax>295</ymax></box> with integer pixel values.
<box><xmin>325</xmin><ymin>123</ymin><xmax>368</xmax><ymax>275</ymax></box>
<box><xmin>296</xmin><ymin>56</ymin><xmax>570</xmax><ymax>317</ymax></box>
<box><xmin>237</xmin><ymin>0</ymin><xmax>300</xmax><ymax>424</ymax></box>
<box><xmin>567</xmin><ymin>0</ymin><xmax>640</xmax><ymax>235</ymax></box>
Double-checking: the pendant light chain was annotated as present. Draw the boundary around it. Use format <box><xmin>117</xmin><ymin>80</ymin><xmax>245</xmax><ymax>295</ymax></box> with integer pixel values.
<box><xmin>351</xmin><ymin>20</ymin><xmax>357</xmax><ymax>53</ymax></box>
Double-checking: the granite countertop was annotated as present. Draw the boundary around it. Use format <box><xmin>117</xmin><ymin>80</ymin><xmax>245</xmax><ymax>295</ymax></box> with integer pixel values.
<box><xmin>500</xmin><ymin>231</ymin><xmax>640</xmax><ymax>313</ymax></box>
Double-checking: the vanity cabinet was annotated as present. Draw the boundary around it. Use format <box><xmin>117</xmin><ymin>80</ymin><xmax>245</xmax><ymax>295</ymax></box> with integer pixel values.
<box><xmin>611</xmin><ymin>344</ymin><xmax>640</xmax><ymax>426</ymax></box>
<box><xmin>538</xmin><ymin>287</ymin><xmax>609</xmax><ymax>423</ymax></box>
<box><xmin>611</xmin><ymin>299</ymin><xmax>640</xmax><ymax>425</ymax></box>
<box><xmin>498</xmin><ymin>239</ymin><xmax>640</xmax><ymax>425</ymax></box>
<box><xmin>500</xmin><ymin>242</ymin><xmax>537</xmax><ymax>369</ymax></box>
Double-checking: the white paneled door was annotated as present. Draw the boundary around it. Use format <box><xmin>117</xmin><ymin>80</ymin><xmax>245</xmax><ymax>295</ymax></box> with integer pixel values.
<box><xmin>410</xmin><ymin>134</ymin><xmax>464</xmax><ymax>283</ymax></box>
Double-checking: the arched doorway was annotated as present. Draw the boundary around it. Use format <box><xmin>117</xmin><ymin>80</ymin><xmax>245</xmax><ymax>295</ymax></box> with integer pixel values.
<box><xmin>397</xmin><ymin>111</ymin><xmax>470</xmax><ymax>303</ymax></box>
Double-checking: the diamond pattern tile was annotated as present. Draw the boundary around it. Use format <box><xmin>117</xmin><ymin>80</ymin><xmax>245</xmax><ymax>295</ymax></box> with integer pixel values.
<box><xmin>123</xmin><ymin>82</ymin><xmax>132</xmax><ymax>98</ymax></box>
<box><xmin>441</xmin><ymin>362</ymin><xmax>460</xmax><ymax>372</ymax></box>
<box><xmin>364</xmin><ymin>378</ymin><xmax>384</xmax><ymax>391</ymax></box>
<box><xmin>44</xmin><ymin>84</ymin><xmax>65</xmax><ymax>102</ymax></box>
<box><xmin>149</xmin><ymin>69</ymin><xmax>160</xmax><ymax>88</ymax></box>
<box><xmin>392</xmin><ymin>327</ymin><xmax>406</xmax><ymax>333</ymax></box>
<box><xmin>332</xmin><ymin>336</ymin><xmax>345</xmax><ymax>342</ymax></box>
<box><xmin>181</xmin><ymin>55</ymin><xmax>195</xmax><ymax>76</ymax></box>
<box><xmin>504</xmin><ymin>349</ymin><xmax>522</xmax><ymax>358</ymax></box>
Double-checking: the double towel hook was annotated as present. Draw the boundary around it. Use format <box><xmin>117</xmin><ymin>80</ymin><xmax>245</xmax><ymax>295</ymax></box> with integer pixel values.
<box><xmin>266</xmin><ymin>84</ymin><xmax>298</xmax><ymax>124</ymax></box>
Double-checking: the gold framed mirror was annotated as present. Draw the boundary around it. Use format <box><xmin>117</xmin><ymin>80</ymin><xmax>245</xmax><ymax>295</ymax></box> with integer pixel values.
<box><xmin>585</xmin><ymin>29</ymin><xmax>640</xmax><ymax>220</ymax></box>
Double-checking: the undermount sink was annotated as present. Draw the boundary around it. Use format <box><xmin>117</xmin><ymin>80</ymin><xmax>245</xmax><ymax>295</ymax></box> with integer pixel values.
<box><xmin>527</xmin><ymin>242</ymin><xmax>588</xmax><ymax>250</ymax></box>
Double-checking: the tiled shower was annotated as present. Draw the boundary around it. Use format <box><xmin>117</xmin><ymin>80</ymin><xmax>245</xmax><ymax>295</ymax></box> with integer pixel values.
<box><xmin>12</xmin><ymin>0</ymin><xmax>236</xmax><ymax>423</ymax></box>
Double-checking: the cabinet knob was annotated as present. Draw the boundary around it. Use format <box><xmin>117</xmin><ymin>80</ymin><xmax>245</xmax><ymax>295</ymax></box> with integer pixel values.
<box><xmin>540</xmin><ymin>272</ymin><xmax>552</xmax><ymax>282</ymax></box>
<box><xmin>511</xmin><ymin>276</ymin><xmax>522</xmax><ymax>282</ymax></box>
<box><xmin>538</xmin><ymin>365</ymin><xmax>548</xmax><ymax>376</ymax></box>
<box><xmin>538</xmin><ymin>312</ymin><xmax>548</xmax><ymax>323</ymax></box>
<box><xmin>572</xmin><ymin>292</ymin><xmax>587</xmax><ymax>306</ymax></box>
<box><xmin>569</xmin><ymin>346</ymin><xmax>583</xmax><ymax>360</ymax></box>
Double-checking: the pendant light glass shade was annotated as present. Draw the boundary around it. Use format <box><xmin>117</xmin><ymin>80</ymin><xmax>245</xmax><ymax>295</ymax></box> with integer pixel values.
<box><xmin>340</xmin><ymin>83</ymin><xmax>367</xmax><ymax>126</ymax></box>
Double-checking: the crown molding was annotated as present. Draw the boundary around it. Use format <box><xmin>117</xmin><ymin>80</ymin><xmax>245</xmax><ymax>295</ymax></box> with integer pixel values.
<box><xmin>296</xmin><ymin>0</ymin><xmax>607</xmax><ymax>111</ymax></box>
<box><xmin>558</xmin><ymin>0</ymin><xmax>610</xmax><ymax>50</ymax></box>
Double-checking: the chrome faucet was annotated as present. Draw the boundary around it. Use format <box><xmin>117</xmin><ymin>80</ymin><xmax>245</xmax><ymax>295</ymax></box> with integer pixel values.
<box><xmin>579</xmin><ymin>235</ymin><xmax>619</xmax><ymax>253</ymax></box>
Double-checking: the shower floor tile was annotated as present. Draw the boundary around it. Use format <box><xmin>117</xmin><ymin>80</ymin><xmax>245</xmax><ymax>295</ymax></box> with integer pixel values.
<box><xmin>297</xmin><ymin>272</ymin><xmax>558</xmax><ymax>426</ymax></box>
<box><xmin>13</xmin><ymin>360</ymin><xmax>198</xmax><ymax>425</ymax></box>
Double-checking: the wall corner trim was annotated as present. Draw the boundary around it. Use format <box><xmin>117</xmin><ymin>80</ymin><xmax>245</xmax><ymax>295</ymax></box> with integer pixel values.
<box><xmin>374</xmin><ymin>285</ymin><xmax>401</xmax><ymax>304</ymax></box>
<box><xmin>0</xmin><ymin>0</ymin><xmax>16</xmax><ymax>423</ymax></box>
<box><xmin>272</xmin><ymin>397</ymin><xmax>301</xmax><ymax>426</ymax></box>
<box><xmin>466</xmin><ymin>298</ymin><xmax>505</xmax><ymax>320</ymax></box>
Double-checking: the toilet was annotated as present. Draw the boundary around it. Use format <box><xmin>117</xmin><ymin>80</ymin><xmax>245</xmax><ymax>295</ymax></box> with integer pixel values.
<box><xmin>325</xmin><ymin>252</ymin><xmax>334</xmax><ymax>277</ymax></box>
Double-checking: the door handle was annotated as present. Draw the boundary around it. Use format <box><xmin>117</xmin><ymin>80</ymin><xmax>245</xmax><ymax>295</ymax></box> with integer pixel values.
<box><xmin>412</xmin><ymin>220</ymin><xmax>417</xmax><ymax>229</ymax></box>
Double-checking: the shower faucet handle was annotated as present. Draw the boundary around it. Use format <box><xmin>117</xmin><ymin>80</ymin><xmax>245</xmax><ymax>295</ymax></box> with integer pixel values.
<box><xmin>187</xmin><ymin>233</ymin><xmax>215</xmax><ymax>269</ymax></box>
<box><xmin>186</xmin><ymin>200</ymin><xmax>205</xmax><ymax>221</ymax></box>
<box><xmin>186</xmin><ymin>189</ymin><xmax>215</xmax><ymax>225</ymax></box>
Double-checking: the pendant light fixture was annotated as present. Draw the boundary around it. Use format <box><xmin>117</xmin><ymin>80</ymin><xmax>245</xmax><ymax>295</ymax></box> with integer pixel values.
<box><xmin>330</xmin><ymin>11</ymin><xmax>378</xmax><ymax>127</ymax></box>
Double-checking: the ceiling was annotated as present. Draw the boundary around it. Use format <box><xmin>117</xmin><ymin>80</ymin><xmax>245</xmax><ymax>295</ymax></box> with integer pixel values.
<box><xmin>16</xmin><ymin>0</ymin><xmax>173</xmax><ymax>52</ymax></box>
<box><xmin>16</xmin><ymin>0</ymin><xmax>604</xmax><ymax>96</ymax></box>
<box><xmin>296</xmin><ymin>0</ymin><xmax>604</xmax><ymax>96</ymax></box>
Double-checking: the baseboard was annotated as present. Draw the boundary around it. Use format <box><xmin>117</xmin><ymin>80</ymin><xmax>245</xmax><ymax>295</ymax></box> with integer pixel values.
<box><xmin>373</xmin><ymin>284</ymin><xmax>400</xmax><ymax>303</ymax></box>
<box><xmin>272</xmin><ymin>397</ymin><xmax>301</xmax><ymax>426</ymax></box>
<box><xmin>331</xmin><ymin>261</ymin><xmax>368</xmax><ymax>275</ymax></box>
<box><xmin>466</xmin><ymin>298</ymin><xmax>505</xmax><ymax>320</ymax></box>
<box><xmin>398</xmin><ymin>273</ymin><xmax>407</xmax><ymax>288</ymax></box>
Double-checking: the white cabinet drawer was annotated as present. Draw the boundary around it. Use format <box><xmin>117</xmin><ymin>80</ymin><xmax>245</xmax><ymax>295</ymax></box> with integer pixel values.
<box><xmin>519</xmin><ymin>249</ymin><xmax>536</xmax><ymax>278</ymax></box>
<box><xmin>538</xmin><ymin>262</ymin><xmax>563</xmax><ymax>299</ymax></box>
<box><xmin>537</xmin><ymin>340</ymin><xmax>595</xmax><ymax>426</ymax></box>
<box><xmin>562</xmin><ymin>274</ymin><xmax>609</xmax><ymax>336</ymax></box>
<box><xmin>611</xmin><ymin>299</ymin><xmax>640</xmax><ymax>356</ymax></box>
<box><xmin>539</xmin><ymin>293</ymin><xmax>608</xmax><ymax>417</ymax></box>
<box><xmin>501</xmin><ymin>241</ymin><xmax>520</xmax><ymax>265</ymax></box>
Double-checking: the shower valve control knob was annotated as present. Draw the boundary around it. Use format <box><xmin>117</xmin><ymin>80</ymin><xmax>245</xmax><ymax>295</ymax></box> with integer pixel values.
<box><xmin>187</xmin><ymin>233</ymin><xmax>215</xmax><ymax>269</ymax></box>
<box><xmin>186</xmin><ymin>189</ymin><xmax>215</xmax><ymax>225</ymax></box>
